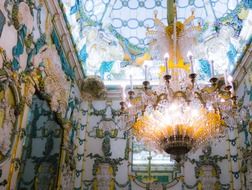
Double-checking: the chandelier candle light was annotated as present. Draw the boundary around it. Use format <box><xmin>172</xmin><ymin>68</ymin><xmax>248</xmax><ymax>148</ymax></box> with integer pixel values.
<box><xmin>164</xmin><ymin>53</ymin><xmax>169</xmax><ymax>75</ymax></box>
<box><xmin>187</xmin><ymin>51</ymin><xmax>194</xmax><ymax>74</ymax></box>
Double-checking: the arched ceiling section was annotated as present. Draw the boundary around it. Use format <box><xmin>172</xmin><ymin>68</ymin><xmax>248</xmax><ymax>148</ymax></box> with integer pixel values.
<box><xmin>61</xmin><ymin>0</ymin><xmax>252</xmax><ymax>85</ymax></box>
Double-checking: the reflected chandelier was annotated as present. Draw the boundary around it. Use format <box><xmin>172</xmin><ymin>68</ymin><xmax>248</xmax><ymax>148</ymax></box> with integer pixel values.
<box><xmin>120</xmin><ymin>5</ymin><xmax>237</xmax><ymax>162</ymax></box>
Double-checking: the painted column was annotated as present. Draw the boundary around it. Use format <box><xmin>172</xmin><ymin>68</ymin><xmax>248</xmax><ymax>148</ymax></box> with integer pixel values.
<box><xmin>226</xmin><ymin>113</ymin><xmax>241</xmax><ymax>190</ymax></box>
<box><xmin>74</xmin><ymin>101</ymin><xmax>88</xmax><ymax>189</ymax></box>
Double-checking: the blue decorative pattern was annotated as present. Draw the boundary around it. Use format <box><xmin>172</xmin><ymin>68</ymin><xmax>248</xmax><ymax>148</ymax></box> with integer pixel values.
<box><xmin>79</xmin><ymin>44</ymin><xmax>88</xmax><ymax>63</ymax></box>
<box><xmin>111</xmin><ymin>0</ymin><xmax>167</xmax><ymax>47</ymax></box>
<box><xmin>227</xmin><ymin>43</ymin><xmax>237</xmax><ymax>69</ymax></box>
<box><xmin>198</xmin><ymin>59</ymin><xmax>211</xmax><ymax>80</ymax></box>
<box><xmin>0</xmin><ymin>10</ymin><xmax>5</xmax><ymax>38</ymax></box>
<box><xmin>12</xmin><ymin>25</ymin><xmax>27</xmax><ymax>70</ymax></box>
<box><xmin>177</xmin><ymin>0</ymin><xmax>240</xmax><ymax>23</ymax></box>
<box><xmin>228</xmin><ymin>137</ymin><xmax>237</xmax><ymax>146</ymax></box>
<box><xmin>230</xmin><ymin>154</ymin><xmax>238</xmax><ymax>162</ymax></box>
<box><xmin>99</xmin><ymin>61</ymin><xmax>114</xmax><ymax>79</ymax></box>
<box><xmin>232</xmin><ymin>171</ymin><xmax>240</xmax><ymax>179</ymax></box>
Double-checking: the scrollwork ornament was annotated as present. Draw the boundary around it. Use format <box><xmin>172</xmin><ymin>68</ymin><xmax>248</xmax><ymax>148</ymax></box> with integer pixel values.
<box><xmin>241</xmin><ymin>148</ymin><xmax>252</xmax><ymax>188</ymax></box>
<box><xmin>23</xmin><ymin>80</ymin><xmax>35</xmax><ymax>106</ymax></box>
<box><xmin>60</xmin><ymin>144</ymin><xmax>75</xmax><ymax>190</ymax></box>
<box><xmin>0</xmin><ymin>69</ymin><xmax>21</xmax><ymax>163</ymax></box>
<box><xmin>193</xmin><ymin>146</ymin><xmax>227</xmax><ymax>189</ymax></box>
<box><xmin>42</xmin><ymin>53</ymin><xmax>70</xmax><ymax>116</ymax></box>
<box><xmin>80</xmin><ymin>76</ymin><xmax>106</xmax><ymax>101</ymax></box>
<box><xmin>26</xmin><ymin>45</ymin><xmax>71</xmax><ymax>116</ymax></box>
<box><xmin>61</xmin><ymin>120</ymin><xmax>72</xmax><ymax>145</ymax></box>
<box><xmin>11</xmin><ymin>2</ymin><xmax>19</xmax><ymax>30</ymax></box>
<box><xmin>0</xmin><ymin>168</ymin><xmax>7</xmax><ymax>186</ymax></box>
<box><xmin>61</xmin><ymin>164</ymin><xmax>75</xmax><ymax>190</ymax></box>
<box><xmin>11</xmin><ymin>158</ymin><xmax>21</xmax><ymax>171</ymax></box>
<box><xmin>0</xmin><ymin>97</ymin><xmax>15</xmax><ymax>156</ymax></box>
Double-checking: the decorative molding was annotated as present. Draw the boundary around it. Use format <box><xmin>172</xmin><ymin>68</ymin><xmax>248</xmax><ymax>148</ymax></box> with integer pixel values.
<box><xmin>232</xmin><ymin>43</ymin><xmax>252</xmax><ymax>88</ymax></box>
<box><xmin>44</xmin><ymin>0</ymin><xmax>85</xmax><ymax>85</ymax></box>
<box><xmin>0</xmin><ymin>67</ymin><xmax>21</xmax><ymax>164</ymax></box>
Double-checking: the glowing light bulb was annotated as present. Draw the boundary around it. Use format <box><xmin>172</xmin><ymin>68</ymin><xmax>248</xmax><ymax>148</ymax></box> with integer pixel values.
<box><xmin>164</xmin><ymin>53</ymin><xmax>169</xmax><ymax>75</ymax></box>
<box><xmin>164</xmin><ymin>53</ymin><xmax>169</xmax><ymax>59</ymax></box>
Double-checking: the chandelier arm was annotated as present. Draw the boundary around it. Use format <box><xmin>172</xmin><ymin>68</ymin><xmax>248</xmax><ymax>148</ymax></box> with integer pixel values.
<box><xmin>218</xmin><ymin>89</ymin><xmax>232</xmax><ymax>100</ymax></box>
<box><xmin>194</xmin><ymin>91</ymin><xmax>206</xmax><ymax>107</ymax></box>
<box><xmin>201</xmin><ymin>84</ymin><xmax>218</xmax><ymax>94</ymax></box>
<box><xmin>164</xmin><ymin>83</ymin><xmax>174</xmax><ymax>96</ymax></box>
<box><xmin>173</xmin><ymin>91</ymin><xmax>188</xmax><ymax>102</ymax></box>
<box><xmin>215</xmin><ymin>80</ymin><xmax>231</xmax><ymax>97</ymax></box>
<box><xmin>156</xmin><ymin>93</ymin><xmax>168</xmax><ymax>105</ymax></box>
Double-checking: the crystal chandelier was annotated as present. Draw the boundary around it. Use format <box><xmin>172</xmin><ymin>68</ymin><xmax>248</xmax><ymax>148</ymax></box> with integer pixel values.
<box><xmin>120</xmin><ymin>4</ymin><xmax>237</xmax><ymax>162</ymax></box>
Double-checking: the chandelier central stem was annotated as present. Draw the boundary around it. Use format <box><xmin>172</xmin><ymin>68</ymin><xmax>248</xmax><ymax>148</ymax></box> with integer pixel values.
<box><xmin>173</xmin><ymin>3</ymin><xmax>177</xmax><ymax>65</ymax></box>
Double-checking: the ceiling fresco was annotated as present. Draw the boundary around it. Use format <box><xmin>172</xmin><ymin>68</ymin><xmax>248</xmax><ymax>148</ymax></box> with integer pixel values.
<box><xmin>60</xmin><ymin>0</ymin><xmax>252</xmax><ymax>85</ymax></box>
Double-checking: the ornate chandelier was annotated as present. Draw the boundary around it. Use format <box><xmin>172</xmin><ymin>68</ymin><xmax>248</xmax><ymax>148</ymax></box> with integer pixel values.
<box><xmin>120</xmin><ymin>6</ymin><xmax>237</xmax><ymax>162</ymax></box>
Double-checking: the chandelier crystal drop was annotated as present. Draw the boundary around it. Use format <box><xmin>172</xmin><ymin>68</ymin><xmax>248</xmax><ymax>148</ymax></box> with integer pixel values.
<box><xmin>120</xmin><ymin>5</ymin><xmax>237</xmax><ymax>163</ymax></box>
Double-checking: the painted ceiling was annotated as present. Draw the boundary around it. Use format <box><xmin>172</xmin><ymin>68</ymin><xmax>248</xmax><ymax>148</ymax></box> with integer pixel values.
<box><xmin>61</xmin><ymin>0</ymin><xmax>252</xmax><ymax>86</ymax></box>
